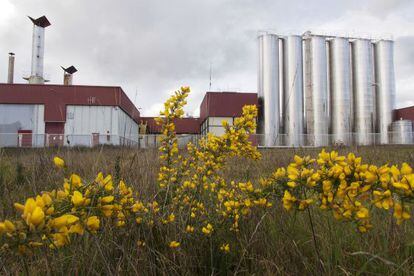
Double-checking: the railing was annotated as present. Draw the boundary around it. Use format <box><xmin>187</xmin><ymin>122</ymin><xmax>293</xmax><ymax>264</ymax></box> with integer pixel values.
<box><xmin>0</xmin><ymin>132</ymin><xmax>413</xmax><ymax>149</ymax></box>
<box><xmin>0</xmin><ymin>133</ymin><xmax>203</xmax><ymax>149</ymax></box>
<box><xmin>251</xmin><ymin>132</ymin><xmax>414</xmax><ymax>147</ymax></box>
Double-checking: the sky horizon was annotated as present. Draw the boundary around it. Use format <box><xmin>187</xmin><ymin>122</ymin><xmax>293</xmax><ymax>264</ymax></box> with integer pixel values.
<box><xmin>0</xmin><ymin>0</ymin><xmax>413</xmax><ymax>116</ymax></box>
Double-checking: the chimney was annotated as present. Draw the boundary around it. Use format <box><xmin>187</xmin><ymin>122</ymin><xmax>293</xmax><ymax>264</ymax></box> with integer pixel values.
<box><xmin>61</xmin><ymin>66</ymin><xmax>77</xmax><ymax>85</ymax></box>
<box><xmin>26</xmin><ymin>16</ymin><xmax>51</xmax><ymax>84</ymax></box>
<box><xmin>7</xmin><ymin>52</ymin><xmax>15</xmax><ymax>84</ymax></box>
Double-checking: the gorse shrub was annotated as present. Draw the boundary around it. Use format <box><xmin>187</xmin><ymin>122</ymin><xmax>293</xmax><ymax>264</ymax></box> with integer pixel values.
<box><xmin>0</xmin><ymin>86</ymin><xmax>414</xmax><ymax>267</ymax></box>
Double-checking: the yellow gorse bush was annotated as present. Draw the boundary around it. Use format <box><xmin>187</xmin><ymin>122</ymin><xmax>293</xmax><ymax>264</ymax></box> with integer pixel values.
<box><xmin>1</xmin><ymin>86</ymin><xmax>414</xmax><ymax>255</ymax></box>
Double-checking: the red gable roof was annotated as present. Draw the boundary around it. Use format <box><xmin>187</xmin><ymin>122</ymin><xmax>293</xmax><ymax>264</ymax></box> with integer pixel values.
<box><xmin>200</xmin><ymin>92</ymin><xmax>258</xmax><ymax>122</ymax></box>
<box><xmin>141</xmin><ymin>117</ymin><xmax>200</xmax><ymax>134</ymax></box>
<box><xmin>0</xmin><ymin>83</ymin><xmax>140</xmax><ymax>123</ymax></box>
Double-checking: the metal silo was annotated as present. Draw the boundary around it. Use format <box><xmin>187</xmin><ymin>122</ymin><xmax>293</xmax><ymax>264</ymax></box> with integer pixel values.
<box><xmin>283</xmin><ymin>35</ymin><xmax>303</xmax><ymax>147</ymax></box>
<box><xmin>391</xmin><ymin>120</ymin><xmax>413</xmax><ymax>144</ymax></box>
<box><xmin>258</xmin><ymin>33</ymin><xmax>280</xmax><ymax>147</ymax></box>
<box><xmin>304</xmin><ymin>35</ymin><xmax>329</xmax><ymax>147</ymax></box>
<box><xmin>375</xmin><ymin>40</ymin><xmax>396</xmax><ymax>144</ymax></box>
<box><xmin>352</xmin><ymin>39</ymin><xmax>375</xmax><ymax>145</ymax></box>
<box><xmin>329</xmin><ymin>37</ymin><xmax>352</xmax><ymax>145</ymax></box>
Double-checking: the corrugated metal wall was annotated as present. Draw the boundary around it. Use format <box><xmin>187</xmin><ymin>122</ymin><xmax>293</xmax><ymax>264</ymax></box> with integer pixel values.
<box><xmin>0</xmin><ymin>104</ymin><xmax>44</xmax><ymax>146</ymax></box>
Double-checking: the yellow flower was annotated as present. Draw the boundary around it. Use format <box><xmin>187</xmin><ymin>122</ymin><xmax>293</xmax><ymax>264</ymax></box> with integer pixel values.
<box><xmin>394</xmin><ymin>203</ymin><xmax>411</xmax><ymax>225</ymax></box>
<box><xmin>186</xmin><ymin>225</ymin><xmax>194</xmax><ymax>233</ymax></box>
<box><xmin>53</xmin><ymin>157</ymin><xmax>65</xmax><ymax>168</ymax></box>
<box><xmin>356</xmin><ymin>207</ymin><xmax>369</xmax><ymax>219</ymax></box>
<box><xmin>29</xmin><ymin>206</ymin><xmax>45</xmax><ymax>226</ymax></box>
<box><xmin>101</xmin><ymin>196</ymin><xmax>114</xmax><ymax>204</ymax></box>
<box><xmin>401</xmin><ymin>163</ymin><xmax>413</xmax><ymax>175</ymax></box>
<box><xmin>70</xmin><ymin>174</ymin><xmax>82</xmax><ymax>188</ymax></box>
<box><xmin>51</xmin><ymin>215</ymin><xmax>79</xmax><ymax>229</ymax></box>
<box><xmin>282</xmin><ymin>190</ymin><xmax>296</xmax><ymax>211</ymax></box>
<box><xmin>202</xmin><ymin>223</ymin><xmax>213</xmax><ymax>235</ymax></box>
<box><xmin>69</xmin><ymin>223</ymin><xmax>84</xmax><ymax>235</ymax></box>
<box><xmin>86</xmin><ymin>216</ymin><xmax>100</xmax><ymax>232</ymax></box>
<box><xmin>169</xmin><ymin>241</ymin><xmax>180</xmax><ymax>248</ymax></box>
<box><xmin>220</xmin><ymin>243</ymin><xmax>230</xmax><ymax>253</ymax></box>
<box><xmin>71</xmin><ymin>191</ymin><xmax>86</xmax><ymax>207</ymax></box>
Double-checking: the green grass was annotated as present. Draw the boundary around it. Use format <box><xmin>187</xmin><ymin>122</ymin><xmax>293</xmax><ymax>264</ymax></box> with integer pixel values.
<box><xmin>1</xmin><ymin>145</ymin><xmax>414</xmax><ymax>275</ymax></box>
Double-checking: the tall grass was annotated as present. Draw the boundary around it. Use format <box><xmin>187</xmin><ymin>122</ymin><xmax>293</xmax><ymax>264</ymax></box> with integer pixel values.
<box><xmin>0</xmin><ymin>145</ymin><xmax>414</xmax><ymax>275</ymax></box>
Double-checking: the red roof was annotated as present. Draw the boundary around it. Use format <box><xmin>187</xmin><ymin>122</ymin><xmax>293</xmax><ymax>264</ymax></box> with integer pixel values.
<box><xmin>141</xmin><ymin>117</ymin><xmax>200</xmax><ymax>134</ymax></box>
<box><xmin>200</xmin><ymin>92</ymin><xmax>258</xmax><ymax>122</ymax></box>
<box><xmin>0</xmin><ymin>83</ymin><xmax>140</xmax><ymax>123</ymax></box>
<box><xmin>395</xmin><ymin>105</ymin><xmax>414</xmax><ymax>121</ymax></box>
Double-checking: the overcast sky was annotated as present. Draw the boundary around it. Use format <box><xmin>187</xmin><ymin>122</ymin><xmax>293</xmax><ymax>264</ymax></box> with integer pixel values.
<box><xmin>0</xmin><ymin>0</ymin><xmax>413</xmax><ymax>116</ymax></box>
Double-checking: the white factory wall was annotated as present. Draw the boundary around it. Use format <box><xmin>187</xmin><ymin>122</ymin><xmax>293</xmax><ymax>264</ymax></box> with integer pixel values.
<box><xmin>64</xmin><ymin>105</ymin><xmax>138</xmax><ymax>146</ymax></box>
<box><xmin>118</xmin><ymin>108</ymin><xmax>139</xmax><ymax>143</ymax></box>
<box><xmin>0</xmin><ymin>104</ymin><xmax>45</xmax><ymax>147</ymax></box>
<box><xmin>201</xmin><ymin>117</ymin><xmax>234</xmax><ymax>136</ymax></box>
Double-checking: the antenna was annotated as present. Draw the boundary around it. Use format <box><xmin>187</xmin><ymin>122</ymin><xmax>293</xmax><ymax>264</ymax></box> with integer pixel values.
<box><xmin>209</xmin><ymin>62</ymin><xmax>212</xmax><ymax>91</ymax></box>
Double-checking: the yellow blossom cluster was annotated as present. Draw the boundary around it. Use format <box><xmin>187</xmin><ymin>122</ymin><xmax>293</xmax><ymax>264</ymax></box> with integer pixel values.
<box><xmin>262</xmin><ymin>150</ymin><xmax>414</xmax><ymax>232</ymax></box>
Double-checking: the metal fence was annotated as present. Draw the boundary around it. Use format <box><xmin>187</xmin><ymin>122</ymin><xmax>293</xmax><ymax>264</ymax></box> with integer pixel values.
<box><xmin>0</xmin><ymin>133</ymin><xmax>202</xmax><ymax>148</ymax></box>
<box><xmin>0</xmin><ymin>132</ymin><xmax>413</xmax><ymax>149</ymax></box>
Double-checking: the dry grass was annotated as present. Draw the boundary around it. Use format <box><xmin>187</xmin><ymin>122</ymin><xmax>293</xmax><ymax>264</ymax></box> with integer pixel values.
<box><xmin>1</xmin><ymin>145</ymin><xmax>414</xmax><ymax>275</ymax></box>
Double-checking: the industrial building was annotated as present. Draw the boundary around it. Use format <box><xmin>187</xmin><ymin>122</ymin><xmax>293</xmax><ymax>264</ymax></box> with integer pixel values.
<box><xmin>257</xmin><ymin>31</ymin><xmax>413</xmax><ymax>147</ymax></box>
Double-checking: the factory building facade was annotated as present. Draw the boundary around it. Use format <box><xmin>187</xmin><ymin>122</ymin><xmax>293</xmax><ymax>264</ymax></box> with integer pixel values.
<box><xmin>0</xmin><ymin>84</ymin><xmax>140</xmax><ymax>147</ymax></box>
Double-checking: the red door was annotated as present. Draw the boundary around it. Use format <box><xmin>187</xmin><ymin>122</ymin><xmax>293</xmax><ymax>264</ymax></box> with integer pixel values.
<box><xmin>92</xmin><ymin>133</ymin><xmax>100</xmax><ymax>147</ymax></box>
<box><xmin>45</xmin><ymin>122</ymin><xmax>65</xmax><ymax>147</ymax></box>
<box><xmin>17</xmin><ymin>130</ymin><xmax>32</xmax><ymax>147</ymax></box>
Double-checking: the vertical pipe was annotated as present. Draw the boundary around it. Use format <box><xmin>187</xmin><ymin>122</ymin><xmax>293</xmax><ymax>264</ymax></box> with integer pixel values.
<box><xmin>353</xmin><ymin>39</ymin><xmax>375</xmax><ymax>145</ymax></box>
<box><xmin>30</xmin><ymin>25</ymin><xmax>46</xmax><ymax>84</ymax></box>
<box><xmin>304</xmin><ymin>36</ymin><xmax>329</xmax><ymax>147</ymax></box>
<box><xmin>7</xmin><ymin>52</ymin><xmax>15</xmax><ymax>84</ymax></box>
<box><xmin>258</xmin><ymin>33</ymin><xmax>280</xmax><ymax>147</ymax></box>
<box><xmin>375</xmin><ymin>40</ymin><xmax>396</xmax><ymax>144</ymax></box>
<box><xmin>283</xmin><ymin>35</ymin><xmax>304</xmax><ymax>147</ymax></box>
<box><xmin>330</xmin><ymin>37</ymin><xmax>352</xmax><ymax>145</ymax></box>
<box><xmin>63</xmin><ymin>73</ymin><xmax>73</xmax><ymax>85</ymax></box>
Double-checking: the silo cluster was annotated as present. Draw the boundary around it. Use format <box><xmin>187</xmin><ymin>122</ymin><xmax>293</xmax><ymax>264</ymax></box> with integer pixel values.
<box><xmin>257</xmin><ymin>31</ymin><xmax>404</xmax><ymax>147</ymax></box>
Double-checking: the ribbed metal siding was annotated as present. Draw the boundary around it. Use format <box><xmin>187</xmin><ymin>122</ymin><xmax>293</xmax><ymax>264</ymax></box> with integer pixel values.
<box><xmin>304</xmin><ymin>36</ymin><xmax>328</xmax><ymax>146</ymax></box>
<box><xmin>283</xmin><ymin>35</ymin><xmax>303</xmax><ymax>146</ymax></box>
<box><xmin>375</xmin><ymin>40</ymin><xmax>396</xmax><ymax>144</ymax></box>
<box><xmin>391</xmin><ymin>120</ymin><xmax>413</xmax><ymax>144</ymax></box>
<box><xmin>258</xmin><ymin>34</ymin><xmax>279</xmax><ymax>146</ymax></box>
<box><xmin>330</xmin><ymin>37</ymin><xmax>352</xmax><ymax>145</ymax></box>
<box><xmin>352</xmin><ymin>39</ymin><xmax>375</xmax><ymax>145</ymax></box>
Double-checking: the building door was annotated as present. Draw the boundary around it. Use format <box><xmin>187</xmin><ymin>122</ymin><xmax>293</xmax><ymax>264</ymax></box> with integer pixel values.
<box><xmin>45</xmin><ymin>122</ymin><xmax>65</xmax><ymax>147</ymax></box>
<box><xmin>17</xmin><ymin>130</ymin><xmax>32</xmax><ymax>147</ymax></box>
<box><xmin>92</xmin><ymin>133</ymin><xmax>100</xmax><ymax>147</ymax></box>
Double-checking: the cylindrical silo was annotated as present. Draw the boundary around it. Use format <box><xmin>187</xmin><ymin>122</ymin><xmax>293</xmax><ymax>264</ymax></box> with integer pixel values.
<box><xmin>375</xmin><ymin>40</ymin><xmax>396</xmax><ymax>144</ymax></box>
<box><xmin>352</xmin><ymin>39</ymin><xmax>375</xmax><ymax>145</ymax></box>
<box><xmin>391</xmin><ymin>120</ymin><xmax>413</xmax><ymax>144</ymax></box>
<box><xmin>330</xmin><ymin>37</ymin><xmax>352</xmax><ymax>145</ymax></box>
<box><xmin>258</xmin><ymin>33</ymin><xmax>280</xmax><ymax>147</ymax></box>
<box><xmin>304</xmin><ymin>35</ymin><xmax>329</xmax><ymax>147</ymax></box>
<box><xmin>283</xmin><ymin>35</ymin><xmax>303</xmax><ymax>147</ymax></box>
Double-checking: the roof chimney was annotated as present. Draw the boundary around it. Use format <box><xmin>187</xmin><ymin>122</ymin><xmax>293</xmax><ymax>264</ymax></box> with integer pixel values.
<box><xmin>61</xmin><ymin>66</ymin><xmax>77</xmax><ymax>85</ymax></box>
<box><xmin>7</xmin><ymin>52</ymin><xmax>15</xmax><ymax>84</ymax></box>
<box><xmin>25</xmin><ymin>16</ymin><xmax>51</xmax><ymax>84</ymax></box>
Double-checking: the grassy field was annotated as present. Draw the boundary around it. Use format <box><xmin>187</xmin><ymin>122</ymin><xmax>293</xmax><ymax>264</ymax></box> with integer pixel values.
<box><xmin>1</xmin><ymin>145</ymin><xmax>414</xmax><ymax>275</ymax></box>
